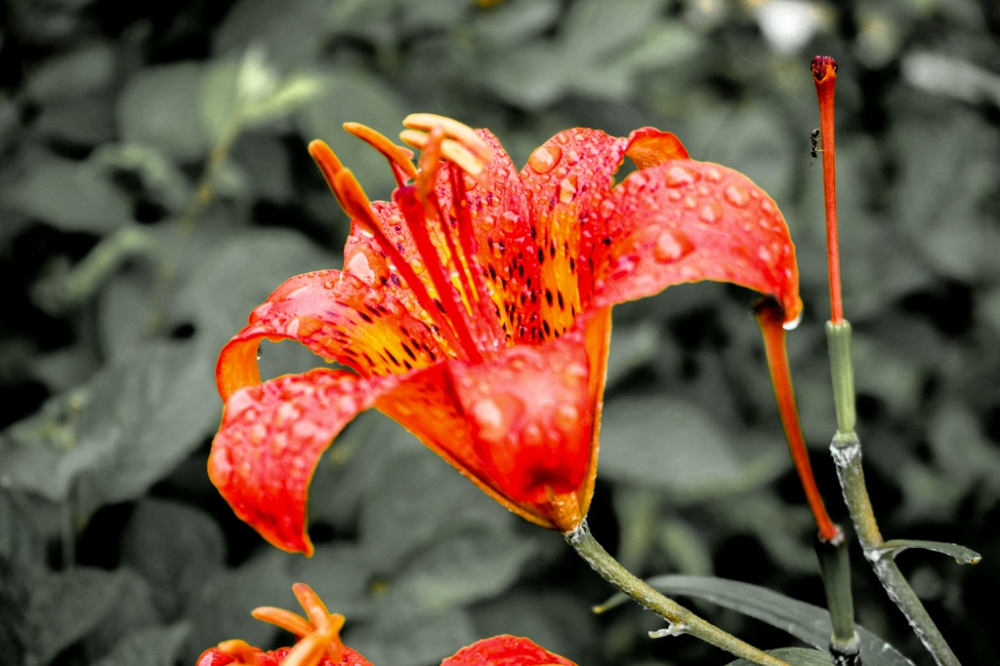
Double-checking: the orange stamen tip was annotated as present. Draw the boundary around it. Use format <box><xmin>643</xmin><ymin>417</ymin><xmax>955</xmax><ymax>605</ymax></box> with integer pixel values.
<box><xmin>401</xmin><ymin>113</ymin><xmax>493</xmax><ymax>160</ymax></box>
<box><xmin>292</xmin><ymin>583</ymin><xmax>332</xmax><ymax>626</ymax></box>
<box><xmin>343</xmin><ymin>122</ymin><xmax>418</xmax><ymax>180</ymax></box>
<box><xmin>308</xmin><ymin>140</ymin><xmax>343</xmax><ymax>172</ymax></box>
<box><xmin>251</xmin><ymin>606</ymin><xmax>315</xmax><ymax>638</ymax></box>
<box><xmin>811</xmin><ymin>55</ymin><xmax>838</xmax><ymax>84</ymax></box>
<box><xmin>218</xmin><ymin>640</ymin><xmax>258</xmax><ymax>666</ymax></box>
<box><xmin>401</xmin><ymin>130</ymin><xmax>488</xmax><ymax>185</ymax></box>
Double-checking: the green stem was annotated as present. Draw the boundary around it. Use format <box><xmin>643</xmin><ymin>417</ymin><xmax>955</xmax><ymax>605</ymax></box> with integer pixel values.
<box><xmin>565</xmin><ymin>521</ymin><xmax>792</xmax><ymax>666</ymax></box>
<box><xmin>827</xmin><ymin>323</ymin><xmax>961</xmax><ymax>666</ymax></box>
<box><xmin>814</xmin><ymin>532</ymin><xmax>860</xmax><ymax>665</ymax></box>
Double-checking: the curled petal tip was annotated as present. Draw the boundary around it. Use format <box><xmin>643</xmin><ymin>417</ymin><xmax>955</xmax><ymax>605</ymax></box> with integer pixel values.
<box><xmin>218</xmin><ymin>640</ymin><xmax>258</xmax><ymax>666</ymax></box>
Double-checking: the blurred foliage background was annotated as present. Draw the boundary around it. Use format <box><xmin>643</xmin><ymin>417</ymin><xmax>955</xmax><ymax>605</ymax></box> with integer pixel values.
<box><xmin>1</xmin><ymin>0</ymin><xmax>1000</xmax><ymax>664</ymax></box>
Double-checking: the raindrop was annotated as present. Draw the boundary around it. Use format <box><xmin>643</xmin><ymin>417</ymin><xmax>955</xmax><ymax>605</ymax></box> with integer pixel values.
<box><xmin>481</xmin><ymin>214</ymin><xmax>497</xmax><ymax>232</ymax></box>
<box><xmin>523</xmin><ymin>422</ymin><xmax>543</xmax><ymax>445</ymax></box>
<box><xmin>562</xmin><ymin>362</ymin><xmax>588</xmax><ymax>387</ymax></box>
<box><xmin>654</xmin><ymin>230</ymin><xmax>694</xmax><ymax>263</ymax></box>
<box><xmin>567</xmin><ymin>149</ymin><xmax>581</xmax><ymax>165</ymax></box>
<box><xmin>665</xmin><ymin>165</ymin><xmax>699</xmax><ymax>187</ymax></box>
<box><xmin>528</xmin><ymin>145</ymin><xmax>562</xmax><ymax>174</ymax></box>
<box><xmin>500</xmin><ymin>211</ymin><xmax>519</xmax><ymax>233</ymax></box>
<box><xmin>683</xmin><ymin>196</ymin><xmax>697</xmax><ymax>210</ymax></box>
<box><xmin>761</xmin><ymin>199</ymin><xmax>776</xmax><ymax>215</ymax></box>
<box><xmin>724</xmin><ymin>185</ymin><xmax>749</xmax><ymax>207</ymax></box>
<box><xmin>559</xmin><ymin>177</ymin><xmax>577</xmax><ymax>204</ymax></box>
<box><xmin>696</xmin><ymin>184</ymin><xmax>710</xmax><ymax>197</ymax></box>
<box><xmin>699</xmin><ymin>203</ymin><xmax>722</xmax><ymax>224</ymax></box>
<box><xmin>705</xmin><ymin>168</ymin><xmax>722</xmax><ymax>182</ymax></box>
<box><xmin>667</xmin><ymin>189</ymin><xmax>683</xmax><ymax>202</ymax></box>
<box><xmin>555</xmin><ymin>403</ymin><xmax>580</xmax><ymax>432</ymax></box>
<box><xmin>250</xmin><ymin>423</ymin><xmax>267</xmax><ymax>445</ymax></box>
<box><xmin>783</xmin><ymin>310</ymin><xmax>803</xmax><ymax>331</ymax></box>
<box><xmin>758</xmin><ymin>246</ymin><xmax>773</xmax><ymax>263</ymax></box>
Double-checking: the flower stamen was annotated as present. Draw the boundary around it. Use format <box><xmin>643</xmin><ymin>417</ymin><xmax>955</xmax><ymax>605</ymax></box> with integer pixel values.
<box><xmin>400</xmin><ymin>130</ymin><xmax>488</xmax><ymax>186</ymax></box>
<box><xmin>218</xmin><ymin>640</ymin><xmax>259</xmax><ymax>666</ymax></box>
<box><xmin>343</xmin><ymin>122</ymin><xmax>418</xmax><ymax>187</ymax></box>
<box><xmin>308</xmin><ymin>139</ymin><xmax>469</xmax><ymax>359</ymax></box>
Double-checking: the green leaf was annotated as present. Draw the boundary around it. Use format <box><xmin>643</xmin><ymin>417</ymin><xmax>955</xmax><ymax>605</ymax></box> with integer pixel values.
<box><xmin>121</xmin><ymin>499</ymin><xmax>227</xmax><ymax>617</ymax></box>
<box><xmin>117</xmin><ymin>63</ymin><xmax>208</xmax><ymax>161</ymax></box>
<box><xmin>643</xmin><ymin>575</ymin><xmax>914</xmax><ymax>666</ymax></box>
<box><xmin>171</xmin><ymin>228</ymin><xmax>336</xmax><ymax>352</ymax></box>
<box><xmin>345</xmin><ymin>608</ymin><xmax>477</xmax><ymax>666</ymax></box>
<box><xmin>380</xmin><ymin>528</ymin><xmax>540</xmax><ymax>616</ymax></box>
<box><xmin>1</xmin><ymin>155</ymin><xmax>132</xmax><ymax>233</ymax></box>
<box><xmin>90</xmin><ymin>623</ymin><xmax>191</xmax><ymax>666</ymax></box>
<box><xmin>289</xmin><ymin>544</ymin><xmax>377</xmax><ymax>620</ymax></box>
<box><xmin>598</xmin><ymin>395</ymin><xmax>780</xmax><ymax>497</ymax></box>
<box><xmin>878</xmin><ymin>539</ymin><xmax>982</xmax><ymax>565</ymax></box>
<box><xmin>214</xmin><ymin>0</ymin><xmax>329</xmax><ymax>67</ymax></box>
<box><xmin>296</xmin><ymin>70</ymin><xmax>406</xmax><ymax>202</ymax></box>
<box><xmin>470</xmin><ymin>591</ymin><xmax>598</xmax><ymax>665</ymax></box>
<box><xmin>184</xmin><ymin>551</ymin><xmax>295</xmax><ymax>665</ymax></box>
<box><xmin>25</xmin><ymin>568</ymin><xmax>128</xmax><ymax>666</ymax></box>
<box><xmin>0</xmin><ymin>340</ymin><xmax>219</xmax><ymax>519</ymax></box>
<box><xmin>24</xmin><ymin>43</ymin><xmax>115</xmax><ymax>103</ymax></box>
<box><xmin>91</xmin><ymin>143</ymin><xmax>194</xmax><ymax>213</ymax></box>
<box><xmin>725</xmin><ymin>648</ymin><xmax>833</xmax><ymax>666</ymax></box>
<box><xmin>83</xmin><ymin>570</ymin><xmax>161</xmax><ymax>660</ymax></box>
<box><xmin>472</xmin><ymin>0</ymin><xmax>560</xmax><ymax>47</ymax></box>
<box><xmin>359</xmin><ymin>449</ymin><xmax>513</xmax><ymax>573</ymax></box>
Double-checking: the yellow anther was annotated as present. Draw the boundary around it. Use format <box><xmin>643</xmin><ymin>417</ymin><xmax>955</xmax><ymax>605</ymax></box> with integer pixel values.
<box><xmin>251</xmin><ymin>607</ymin><xmax>314</xmax><ymax>638</ymax></box>
<box><xmin>218</xmin><ymin>640</ymin><xmax>258</xmax><ymax>666</ymax></box>
<box><xmin>343</xmin><ymin>122</ymin><xmax>418</xmax><ymax>182</ymax></box>
<box><xmin>402</xmin><ymin>113</ymin><xmax>492</xmax><ymax>160</ymax></box>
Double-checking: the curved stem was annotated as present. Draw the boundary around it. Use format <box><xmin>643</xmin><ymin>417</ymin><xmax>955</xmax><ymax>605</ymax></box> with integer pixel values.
<box><xmin>812</xmin><ymin>56</ymin><xmax>843</xmax><ymax>325</ymax></box>
<box><xmin>565</xmin><ymin>521</ymin><xmax>792</xmax><ymax>666</ymax></box>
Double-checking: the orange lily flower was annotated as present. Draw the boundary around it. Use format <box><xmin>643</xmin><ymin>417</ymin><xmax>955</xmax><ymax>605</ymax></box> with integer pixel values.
<box><xmin>196</xmin><ymin>584</ymin><xmax>575</xmax><ymax>666</ymax></box>
<box><xmin>210</xmin><ymin>114</ymin><xmax>802</xmax><ymax>554</ymax></box>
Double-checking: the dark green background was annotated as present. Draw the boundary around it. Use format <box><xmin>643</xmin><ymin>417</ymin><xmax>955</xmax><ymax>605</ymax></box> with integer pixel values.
<box><xmin>1</xmin><ymin>0</ymin><xmax>998</xmax><ymax>664</ymax></box>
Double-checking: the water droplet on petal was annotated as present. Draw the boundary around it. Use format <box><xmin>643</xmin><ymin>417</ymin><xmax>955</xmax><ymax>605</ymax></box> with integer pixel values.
<box><xmin>699</xmin><ymin>203</ymin><xmax>722</xmax><ymax>224</ymax></box>
<box><xmin>523</xmin><ymin>422</ymin><xmax>543</xmax><ymax>445</ymax></box>
<box><xmin>528</xmin><ymin>145</ymin><xmax>562</xmax><ymax>174</ymax></box>
<box><xmin>464</xmin><ymin>173</ymin><xmax>478</xmax><ymax>190</ymax></box>
<box><xmin>705</xmin><ymin>167</ymin><xmax>722</xmax><ymax>182</ymax></box>
<box><xmin>665</xmin><ymin>165</ymin><xmax>699</xmax><ymax>187</ymax></box>
<box><xmin>567</xmin><ymin>149</ymin><xmax>581</xmax><ymax>165</ymax></box>
<box><xmin>562</xmin><ymin>362</ymin><xmax>588</xmax><ymax>387</ymax></box>
<box><xmin>250</xmin><ymin>423</ymin><xmax>267</xmax><ymax>445</ymax></box>
<box><xmin>783</xmin><ymin>310</ymin><xmax>803</xmax><ymax>331</ymax></box>
<box><xmin>346</xmin><ymin>252</ymin><xmax>376</xmax><ymax>285</ymax></box>
<box><xmin>683</xmin><ymin>196</ymin><xmax>697</xmax><ymax>210</ymax></box>
<box><xmin>761</xmin><ymin>199</ymin><xmax>776</xmax><ymax>215</ymax></box>
<box><xmin>559</xmin><ymin>176</ymin><xmax>577</xmax><ymax>203</ymax></box>
<box><xmin>696</xmin><ymin>184</ymin><xmax>710</xmax><ymax>197</ymax></box>
<box><xmin>500</xmin><ymin>211</ymin><xmax>519</xmax><ymax>233</ymax></box>
<box><xmin>480</xmin><ymin>214</ymin><xmax>496</xmax><ymax>232</ymax></box>
<box><xmin>472</xmin><ymin>395</ymin><xmax>522</xmax><ymax>443</ymax></box>
<box><xmin>758</xmin><ymin>246</ymin><xmax>773</xmax><ymax>263</ymax></box>
<box><xmin>654</xmin><ymin>230</ymin><xmax>694</xmax><ymax>263</ymax></box>
<box><xmin>555</xmin><ymin>403</ymin><xmax>580</xmax><ymax>432</ymax></box>
<box><xmin>724</xmin><ymin>185</ymin><xmax>749</xmax><ymax>207</ymax></box>
<box><xmin>667</xmin><ymin>189</ymin><xmax>683</xmax><ymax>202</ymax></box>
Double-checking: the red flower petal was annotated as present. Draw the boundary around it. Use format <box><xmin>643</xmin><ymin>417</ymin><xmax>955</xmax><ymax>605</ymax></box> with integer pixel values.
<box><xmin>518</xmin><ymin>127</ymin><xmax>688</xmax><ymax>332</ymax></box>
<box><xmin>216</xmin><ymin>270</ymin><xmax>445</xmax><ymax>401</ymax></box>
<box><xmin>440</xmin><ymin>636</ymin><xmax>576</xmax><ymax>666</ymax></box>
<box><xmin>377</xmin><ymin>308</ymin><xmax>611</xmax><ymax>532</ymax></box>
<box><xmin>196</xmin><ymin>646</ymin><xmax>372</xmax><ymax>666</ymax></box>
<box><xmin>592</xmin><ymin>160</ymin><xmax>802</xmax><ymax>325</ymax></box>
<box><xmin>209</xmin><ymin>368</ymin><xmax>400</xmax><ymax>555</ymax></box>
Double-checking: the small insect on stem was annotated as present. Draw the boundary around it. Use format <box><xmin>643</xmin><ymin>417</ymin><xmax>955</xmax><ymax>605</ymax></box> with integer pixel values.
<box><xmin>810</xmin><ymin>128</ymin><xmax>821</xmax><ymax>164</ymax></box>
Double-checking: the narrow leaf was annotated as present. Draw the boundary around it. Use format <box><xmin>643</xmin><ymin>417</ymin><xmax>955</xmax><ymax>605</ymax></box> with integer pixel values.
<box><xmin>726</xmin><ymin>647</ymin><xmax>832</xmax><ymax>666</ymax></box>
<box><xmin>878</xmin><ymin>539</ymin><xmax>982</xmax><ymax>565</ymax></box>
<box><xmin>601</xmin><ymin>575</ymin><xmax>914</xmax><ymax>666</ymax></box>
